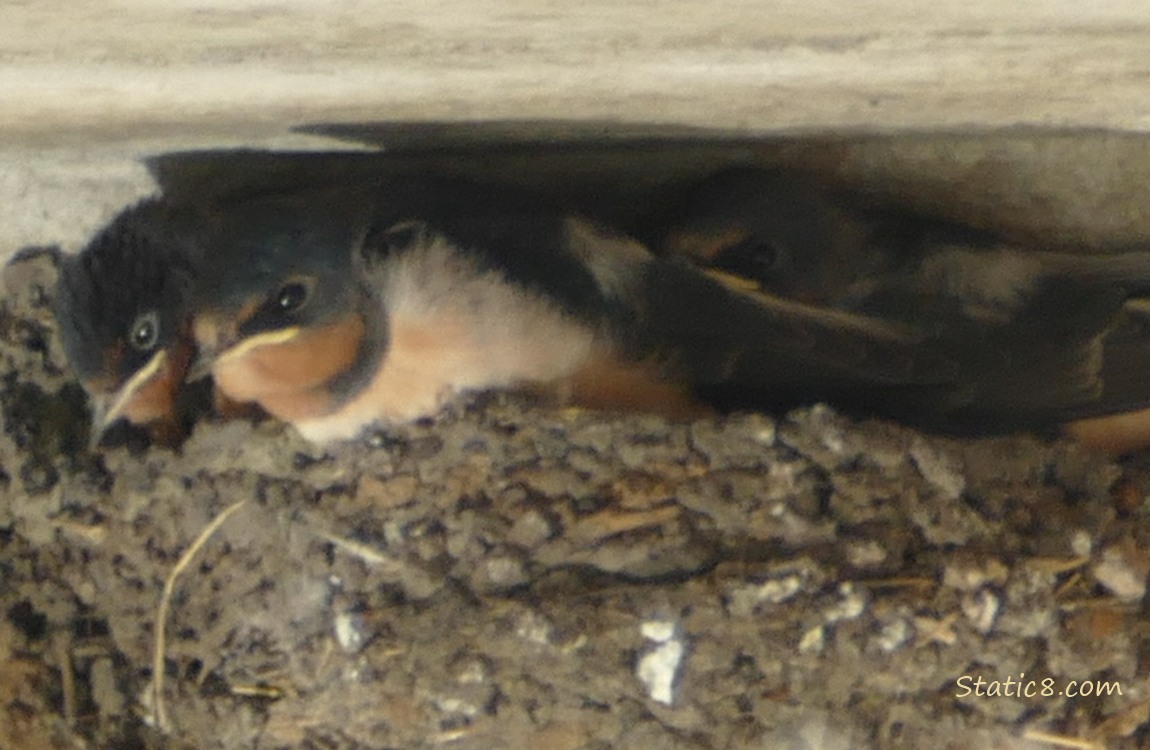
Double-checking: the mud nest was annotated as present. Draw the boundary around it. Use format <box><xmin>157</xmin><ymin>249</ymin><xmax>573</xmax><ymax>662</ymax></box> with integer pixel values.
<box><xmin>3</xmin><ymin>247</ymin><xmax>1150</xmax><ymax>750</ymax></box>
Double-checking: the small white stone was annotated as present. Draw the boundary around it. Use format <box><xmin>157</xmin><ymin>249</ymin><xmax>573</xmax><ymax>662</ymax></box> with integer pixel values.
<box><xmin>1092</xmin><ymin>545</ymin><xmax>1148</xmax><ymax>602</ymax></box>
<box><xmin>334</xmin><ymin>611</ymin><xmax>366</xmax><ymax>653</ymax></box>
<box><xmin>483</xmin><ymin>556</ymin><xmax>526</xmax><ymax>587</ymax></box>
<box><xmin>457</xmin><ymin>660</ymin><xmax>487</xmax><ymax>684</ymax></box>
<box><xmin>910</xmin><ymin>437</ymin><xmax>965</xmax><ymax>500</ymax></box>
<box><xmin>754</xmin><ymin>424</ymin><xmax>776</xmax><ymax>444</ymax></box>
<box><xmin>1071</xmin><ymin>530</ymin><xmax>1093</xmax><ymax>557</ymax></box>
<box><xmin>846</xmin><ymin>541</ymin><xmax>887</xmax><ymax>568</ymax></box>
<box><xmin>727</xmin><ymin>575</ymin><xmax>804</xmax><ymax>617</ymax></box>
<box><xmin>434</xmin><ymin>696</ymin><xmax>479</xmax><ymax>718</ymax></box>
<box><xmin>799</xmin><ymin>625</ymin><xmax>825</xmax><ymax>654</ymax></box>
<box><xmin>824</xmin><ymin>583</ymin><xmax>865</xmax><ymax>623</ymax></box>
<box><xmin>641</xmin><ymin>619</ymin><xmax>677</xmax><ymax>643</ymax></box>
<box><xmin>961</xmin><ymin>590</ymin><xmax>1000</xmax><ymax>634</ymax></box>
<box><xmin>942</xmin><ymin>557</ymin><xmax>1008</xmax><ymax>591</ymax></box>
<box><xmin>516</xmin><ymin>609</ymin><xmax>554</xmax><ymax>645</ymax></box>
<box><xmin>821</xmin><ymin>432</ymin><xmax>845</xmax><ymax>454</ymax></box>
<box><xmin>637</xmin><ymin>639</ymin><xmax>684</xmax><ymax>705</ymax></box>
<box><xmin>877</xmin><ymin>619</ymin><xmax>910</xmax><ymax>653</ymax></box>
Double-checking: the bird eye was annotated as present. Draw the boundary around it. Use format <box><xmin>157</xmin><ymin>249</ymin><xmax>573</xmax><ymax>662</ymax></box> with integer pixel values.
<box><xmin>128</xmin><ymin>311</ymin><xmax>161</xmax><ymax>352</ymax></box>
<box><xmin>275</xmin><ymin>281</ymin><xmax>311</xmax><ymax>313</ymax></box>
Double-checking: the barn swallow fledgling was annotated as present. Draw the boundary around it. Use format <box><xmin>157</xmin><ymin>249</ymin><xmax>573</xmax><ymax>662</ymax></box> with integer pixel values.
<box><xmin>656</xmin><ymin>167</ymin><xmax>875</xmax><ymax>306</ymax></box>
<box><xmin>657</xmin><ymin>167</ymin><xmax>1150</xmax><ymax>448</ymax></box>
<box><xmin>183</xmin><ymin>179</ymin><xmax>952</xmax><ymax>444</ymax></box>
<box><xmin>53</xmin><ymin>200</ymin><xmax>201</xmax><ymax>446</ymax></box>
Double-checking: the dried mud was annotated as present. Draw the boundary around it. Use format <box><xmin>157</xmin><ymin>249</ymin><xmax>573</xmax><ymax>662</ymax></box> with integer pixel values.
<box><xmin>3</xmin><ymin>248</ymin><xmax>1150</xmax><ymax>749</ymax></box>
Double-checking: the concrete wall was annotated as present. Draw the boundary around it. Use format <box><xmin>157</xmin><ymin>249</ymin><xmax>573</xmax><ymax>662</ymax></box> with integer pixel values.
<box><xmin>4</xmin><ymin>1</ymin><xmax>1150</xmax><ymax>261</ymax></box>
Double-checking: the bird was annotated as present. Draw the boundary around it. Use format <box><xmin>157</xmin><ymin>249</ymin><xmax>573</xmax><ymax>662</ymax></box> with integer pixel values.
<box><xmin>654</xmin><ymin>166</ymin><xmax>876</xmax><ymax>307</ymax></box>
<box><xmin>183</xmin><ymin>177</ymin><xmax>954</xmax><ymax>445</ymax></box>
<box><xmin>654</xmin><ymin>166</ymin><xmax>1150</xmax><ymax>450</ymax></box>
<box><xmin>53</xmin><ymin>199</ymin><xmax>204</xmax><ymax>447</ymax></box>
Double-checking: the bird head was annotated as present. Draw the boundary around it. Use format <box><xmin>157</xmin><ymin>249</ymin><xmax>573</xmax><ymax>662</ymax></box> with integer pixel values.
<box><xmin>54</xmin><ymin>200</ymin><xmax>197</xmax><ymax>446</ymax></box>
<box><xmin>186</xmin><ymin>188</ymin><xmax>379</xmax><ymax>416</ymax></box>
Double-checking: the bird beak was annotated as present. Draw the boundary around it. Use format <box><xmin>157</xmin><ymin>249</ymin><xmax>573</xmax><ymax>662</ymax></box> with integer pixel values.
<box><xmin>185</xmin><ymin>324</ymin><xmax>303</xmax><ymax>384</ymax></box>
<box><xmin>87</xmin><ymin>349</ymin><xmax>168</xmax><ymax>448</ymax></box>
<box><xmin>87</xmin><ymin>396</ymin><xmax>115</xmax><ymax>450</ymax></box>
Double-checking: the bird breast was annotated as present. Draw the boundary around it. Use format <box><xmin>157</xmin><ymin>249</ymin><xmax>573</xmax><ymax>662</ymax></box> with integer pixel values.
<box><xmin>294</xmin><ymin>238</ymin><xmax>599</xmax><ymax>443</ymax></box>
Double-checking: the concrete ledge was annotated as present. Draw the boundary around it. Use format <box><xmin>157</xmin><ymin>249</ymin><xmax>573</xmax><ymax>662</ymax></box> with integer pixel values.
<box><xmin>5</xmin><ymin>1</ymin><xmax>1150</xmax><ymax>135</ymax></box>
<box><xmin>4</xmin><ymin>1</ymin><xmax>1150</xmax><ymax>265</ymax></box>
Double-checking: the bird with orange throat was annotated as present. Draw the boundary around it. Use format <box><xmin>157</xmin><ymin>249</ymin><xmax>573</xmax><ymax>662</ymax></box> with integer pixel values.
<box><xmin>54</xmin><ymin>199</ymin><xmax>203</xmax><ymax>446</ymax></box>
<box><xmin>182</xmin><ymin>177</ymin><xmax>947</xmax><ymax>444</ymax></box>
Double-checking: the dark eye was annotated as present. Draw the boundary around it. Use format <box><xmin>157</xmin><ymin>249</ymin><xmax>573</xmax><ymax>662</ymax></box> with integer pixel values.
<box><xmin>275</xmin><ymin>281</ymin><xmax>311</xmax><ymax>313</ymax></box>
<box><xmin>128</xmin><ymin>311</ymin><xmax>160</xmax><ymax>352</ymax></box>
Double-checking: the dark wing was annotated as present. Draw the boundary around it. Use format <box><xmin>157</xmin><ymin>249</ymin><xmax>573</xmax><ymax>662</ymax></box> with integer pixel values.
<box><xmin>1055</xmin><ymin>301</ymin><xmax>1150</xmax><ymax>420</ymax></box>
<box><xmin>656</xmin><ymin>172</ymin><xmax>1150</xmax><ymax>432</ymax></box>
<box><xmin>620</xmin><ymin>241</ymin><xmax>1150</xmax><ymax>433</ymax></box>
<box><xmin>613</xmin><ymin>253</ymin><xmax>961</xmax><ymax>415</ymax></box>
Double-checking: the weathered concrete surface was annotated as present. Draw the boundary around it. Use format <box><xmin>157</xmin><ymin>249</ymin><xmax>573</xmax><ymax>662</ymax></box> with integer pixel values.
<box><xmin>5</xmin><ymin>1</ymin><xmax>1150</xmax><ymax>135</ymax></box>
<box><xmin>4</xmin><ymin>1</ymin><xmax>1150</xmax><ymax>263</ymax></box>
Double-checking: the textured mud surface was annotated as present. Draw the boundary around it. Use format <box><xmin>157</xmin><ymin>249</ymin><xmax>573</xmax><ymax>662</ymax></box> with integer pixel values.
<box><xmin>3</xmin><ymin>249</ymin><xmax>1150</xmax><ymax>749</ymax></box>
